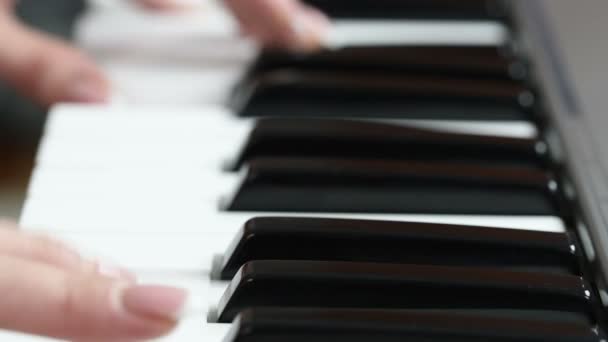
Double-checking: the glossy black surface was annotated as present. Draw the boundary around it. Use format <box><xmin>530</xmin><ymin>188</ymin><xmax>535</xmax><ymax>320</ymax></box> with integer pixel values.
<box><xmin>228</xmin><ymin>308</ymin><xmax>602</xmax><ymax>342</ymax></box>
<box><xmin>235</xmin><ymin>71</ymin><xmax>535</xmax><ymax>120</ymax></box>
<box><xmin>216</xmin><ymin>261</ymin><xmax>593</xmax><ymax>323</ymax></box>
<box><xmin>229</xmin><ymin>118</ymin><xmax>548</xmax><ymax>170</ymax></box>
<box><xmin>252</xmin><ymin>46</ymin><xmax>527</xmax><ymax>81</ymax></box>
<box><xmin>218</xmin><ymin>217</ymin><xmax>579</xmax><ymax>279</ymax></box>
<box><xmin>303</xmin><ymin>0</ymin><xmax>506</xmax><ymax>20</ymax></box>
<box><xmin>226</xmin><ymin>158</ymin><xmax>562</xmax><ymax>215</ymax></box>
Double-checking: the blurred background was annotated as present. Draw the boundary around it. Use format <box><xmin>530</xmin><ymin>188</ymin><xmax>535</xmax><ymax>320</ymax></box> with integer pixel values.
<box><xmin>0</xmin><ymin>0</ymin><xmax>85</xmax><ymax>219</ymax></box>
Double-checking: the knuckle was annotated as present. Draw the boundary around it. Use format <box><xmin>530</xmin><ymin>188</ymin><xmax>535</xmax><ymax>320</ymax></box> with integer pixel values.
<box><xmin>57</xmin><ymin>275</ymin><xmax>81</xmax><ymax>319</ymax></box>
<box><xmin>26</xmin><ymin>234</ymin><xmax>82</xmax><ymax>269</ymax></box>
<box><xmin>29</xmin><ymin>235</ymin><xmax>63</xmax><ymax>257</ymax></box>
<box><xmin>0</xmin><ymin>218</ymin><xmax>18</xmax><ymax>230</ymax></box>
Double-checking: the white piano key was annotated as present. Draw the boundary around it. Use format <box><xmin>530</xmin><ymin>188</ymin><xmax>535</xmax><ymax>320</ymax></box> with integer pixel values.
<box><xmin>41</xmin><ymin>121</ymin><xmax>249</xmax><ymax>144</ymax></box>
<box><xmin>43</xmin><ymin>105</ymin><xmax>248</xmax><ymax>139</ymax></box>
<box><xmin>46</xmin><ymin>106</ymin><xmax>532</xmax><ymax>141</ymax></box>
<box><xmin>20</xmin><ymin>191</ymin><xmax>566</xmax><ymax>234</ymax></box>
<box><xmin>79</xmin><ymin>0</ymin><xmax>240</xmax><ymax>51</ymax></box>
<box><xmin>104</xmin><ymin>61</ymin><xmax>254</xmax><ymax>106</ymax></box>
<box><xmin>26</xmin><ymin>164</ymin><xmax>244</xmax><ymax>204</ymax></box>
<box><xmin>42</xmin><ymin>206</ymin><xmax>567</xmax><ymax>271</ymax></box>
<box><xmin>42</xmin><ymin>107</ymin><xmax>536</xmax><ymax>155</ymax></box>
<box><xmin>35</xmin><ymin>142</ymin><xmax>235</xmax><ymax>168</ymax></box>
<box><xmin>54</xmin><ymin>232</ymin><xmax>233</xmax><ymax>271</ymax></box>
<box><xmin>152</xmin><ymin>318</ymin><xmax>230</xmax><ymax>342</ymax></box>
<box><xmin>27</xmin><ymin>169</ymin><xmax>238</xmax><ymax>198</ymax></box>
<box><xmin>325</xmin><ymin>20</ymin><xmax>509</xmax><ymax>49</ymax></box>
<box><xmin>37</xmin><ymin>119</ymin><xmax>534</xmax><ymax>168</ymax></box>
<box><xmin>377</xmin><ymin>119</ymin><xmax>538</xmax><ymax>139</ymax></box>
<box><xmin>23</xmin><ymin>161</ymin><xmax>567</xmax><ymax>236</ymax></box>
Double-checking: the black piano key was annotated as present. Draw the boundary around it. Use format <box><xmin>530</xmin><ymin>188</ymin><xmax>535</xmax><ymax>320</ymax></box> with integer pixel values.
<box><xmin>225</xmin><ymin>158</ymin><xmax>563</xmax><ymax>215</ymax></box>
<box><xmin>235</xmin><ymin>71</ymin><xmax>536</xmax><ymax>120</ymax></box>
<box><xmin>303</xmin><ymin>0</ymin><xmax>507</xmax><ymax>21</ymax></box>
<box><xmin>215</xmin><ymin>261</ymin><xmax>594</xmax><ymax>323</ymax></box>
<box><xmin>217</xmin><ymin>217</ymin><xmax>580</xmax><ymax>280</ymax></box>
<box><xmin>253</xmin><ymin>46</ymin><xmax>528</xmax><ymax>81</ymax></box>
<box><xmin>227</xmin><ymin>308</ymin><xmax>603</xmax><ymax>342</ymax></box>
<box><xmin>229</xmin><ymin>118</ymin><xmax>548</xmax><ymax>170</ymax></box>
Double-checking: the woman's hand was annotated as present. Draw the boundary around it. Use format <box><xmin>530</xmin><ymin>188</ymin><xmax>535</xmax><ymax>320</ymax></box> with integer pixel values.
<box><xmin>0</xmin><ymin>0</ymin><xmax>328</xmax><ymax>108</ymax></box>
<box><xmin>0</xmin><ymin>0</ymin><xmax>109</xmax><ymax>107</ymax></box>
<box><xmin>225</xmin><ymin>0</ymin><xmax>330</xmax><ymax>52</ymax></box>
<box><xmin>0</xmin><ymin>220</ymin><xmax>187</xmax><ymax>341</ymax></box>
<box><xmin>138</xmin><ymin>0</ymin><xmax>331</xmax><ymax>52</ymax></box>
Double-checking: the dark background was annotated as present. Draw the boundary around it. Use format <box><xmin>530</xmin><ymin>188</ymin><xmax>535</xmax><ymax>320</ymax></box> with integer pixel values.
<box><xmin>0</xmin><ymin>0</ymin><xmax>85</xmax><ymax>218</ymax></box>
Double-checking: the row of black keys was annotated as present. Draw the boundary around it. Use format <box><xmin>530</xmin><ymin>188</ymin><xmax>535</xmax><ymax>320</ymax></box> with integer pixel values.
<box><xmin>212</xmin><ymin>217</ymin><xmax>603</xmax><ymax>341</ymax></box>
<box><xmin>233</xmin><ymin>1</ymin><xmax>522</xmax><ymax>118</ymax></box>
<box><xmin>222</xmin><ymin>117</ymin><xmax>563</xmax><ymax>216</ymax></box>
<box><xmin>233</xmin><ymin>45</ymin><xmax>535</xmax><ymax>121</ymax></box>
<box><xmin>304</xmin><ymin>0</ymin><xmax>508</xmax><ymax>21</ymax></box>
<box><xmin>221</xmin><ymin>17</ymin><xmax>556</xmax><ymax>216</ymax></box>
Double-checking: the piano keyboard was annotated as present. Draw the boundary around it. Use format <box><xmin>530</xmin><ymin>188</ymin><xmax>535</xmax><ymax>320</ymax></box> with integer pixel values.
<box><xmin>8</xmin><ymin>1</ymin><xmax>607</xmax><ymax>341</ymax></box>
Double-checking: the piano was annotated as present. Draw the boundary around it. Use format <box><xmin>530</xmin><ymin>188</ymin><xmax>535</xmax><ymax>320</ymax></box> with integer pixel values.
<box><xmin>5</xmin><ymin>0</ymin><xmax>608</xmax><ymax>340</ymax></box>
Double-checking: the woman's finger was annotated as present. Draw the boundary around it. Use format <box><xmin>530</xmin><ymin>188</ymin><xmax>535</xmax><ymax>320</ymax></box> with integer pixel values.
<box><xmin>135</xmin><ymin>0</ymin><xmax>199</xmax><ymax>11</ymax></box>
<box><xmin>0</xmin><ymin>221</ymin><xmax>133</xmax><ymax>279</ymax></box>
<box><xmin>225</xmin><ymin>0</ymin><xmax>330</xmax><ymax>52</ymax></box>
<box><xmin>0</xmin><ymin>11</ymin><xmax>109</xmax><ymax>107</ymax></box>
<box><xmin>0</xmin><ymin>0</ymin><xmax>16</xmax><ymax>10</ymax></box>
<box><xmin>0</xmin><ymin>255</ymin><xmax>186</xmax><ymax>341</ymax></box>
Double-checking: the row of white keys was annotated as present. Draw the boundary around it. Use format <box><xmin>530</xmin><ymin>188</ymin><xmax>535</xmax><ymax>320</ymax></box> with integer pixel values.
<box><xmin>40</xmin><ymin>105</ymin><xmax>538</xmax><ymax>163</ymax></box>
<box><xmin>325</xmin><ymin>20</ymin><xmax>508</xmax><ymax>48</ymax></box>
<box><xmin>5</xmin><ymin>3</ymin><xmax>245</xmax><ymax>339</ymax></box>
<box><xmin>43</xmin><ymin>105</ymin><xmax>538</xmax><ymax>141</ymax></box>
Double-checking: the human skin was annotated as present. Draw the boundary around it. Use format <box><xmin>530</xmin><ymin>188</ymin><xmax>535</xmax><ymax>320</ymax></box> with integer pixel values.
<box><xmin>0</xmin><ymin>0</ymin><xmax>328</xmax><ymax>107</ymax></box>
<box><xmin>0</xmin><ymin>220</ymin><xmax>188</xmax><ymax>340</ymax></box>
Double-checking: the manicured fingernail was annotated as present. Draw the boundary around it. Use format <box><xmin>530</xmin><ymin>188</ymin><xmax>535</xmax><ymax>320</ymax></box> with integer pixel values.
<box><xmin>66</xmin><ymin>76</ymin><xmax>108</xmax><ymax>103</ymax></box>
<box><xmin>290</xmin><ymin>10</ymin><xmax>330</xmax><ymax>52</ymax></box>
<box><xmin>138</xmin><ymin>0</ymin><xmax>200</xmax><ymax>10</ymax></box>
<box><xmin>122</xmin><ymin>285</ymin><xmax>188</xmax><ymax>321</ymax></box>
<box><xmin>96</xmin><ymin>260</ymin><xmax>137</xmax><ymax>282</ymax></box>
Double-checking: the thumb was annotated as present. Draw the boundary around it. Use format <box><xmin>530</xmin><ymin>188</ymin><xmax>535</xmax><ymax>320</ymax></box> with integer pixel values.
<box><xmin>0</xmin><ymin>12</ymin><xmax>109</xmax><ymax>107</ymax></box>
<box><xmin>0</xmin><ymin>256</ymin><xmax>186</xmax><ymax>341</ymax></box>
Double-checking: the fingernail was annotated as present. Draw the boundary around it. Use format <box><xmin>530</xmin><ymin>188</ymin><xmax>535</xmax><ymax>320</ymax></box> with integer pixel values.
<box><xmin>290</xmin><ymin>10</ymin><xmax>330</xmax><ymax>52</ymax></box>
<box><xmin>96</xmin><ymin>260</ymin><xmax>137</xmax><ymax>282</ymax></box>
<box><xmin>121</xmin><ymin>285</ymin><xmax>188</xmax><ymax>321</ymax></box>
<box><xmin>66</xmin><ymin>76</ymin><xmax>108</xmax><ymax>103</ymax></box>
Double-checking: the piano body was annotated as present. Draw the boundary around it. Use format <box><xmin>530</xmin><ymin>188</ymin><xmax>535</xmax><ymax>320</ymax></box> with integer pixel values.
<box><xmin>5</xmin><ymin>0</ymin><xmax>608</xmax><ymax>340</ymax></box>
